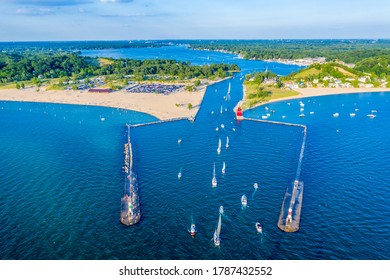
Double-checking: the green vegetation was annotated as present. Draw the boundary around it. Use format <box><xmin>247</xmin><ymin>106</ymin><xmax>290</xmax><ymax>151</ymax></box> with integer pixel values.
<box><xmin>242</xmin><ymin>71</ymin><xmax>299</xmax><ymax>109</ymax></box>
<box><xmin>0</xmin><ymin>52</ymin><xmax>240</xmax><ymax>88</ymax></box>
<box><xmin>188</xmin><ymin>39</ymin><xmax>390</xmax><ymax>64</ymax></box>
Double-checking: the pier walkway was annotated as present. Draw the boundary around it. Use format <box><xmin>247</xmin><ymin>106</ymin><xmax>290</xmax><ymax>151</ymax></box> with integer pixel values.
<box><xmin>120</xmin><ymin>125</ymin><xmax>141</xmax><ymax>226</ymax></box>
<box><xmin>243</xmin><ymin>117</ymin><xmax>307</xmax><ymax>232</ymax></box>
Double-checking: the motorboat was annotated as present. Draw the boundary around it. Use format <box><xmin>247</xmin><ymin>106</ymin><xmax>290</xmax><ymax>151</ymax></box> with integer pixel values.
<box><xmin>333</xmin><ymin>113</ymin><xmax>339</xmax><ymax>117</ymax></box>
<box><xmin>221</xmin><ymin>124</ymin><xmax>225</xmax><ymax>129</ymax></box>
<box><xmin>178</xmin><ymin>167</ymin><xmax>182</xmax><ymax>180</ymax></box>
<box><xmin>217</xmin><ymin>138</ymin><xmax>221</xmax><ymax>155</ymax></box>
<box><xmin>178</xmin><ymin>138</ymin><xmax>182</xmax><ymax>144</ymax></box>
<box><xmin>255</xmin><ymin>222</ymin><xmax>262</xmax><ymax>233</ymax></box>
<box><xmin>367</xmin><ymin>114</ymin><xmax>376</xmax><ymax>118</ymax></box>
<box><xmin>241</xmin><ymin>194</ymin><xmax>247</xmax><ymax>207</ymax></box>
<box><xmin>310</xmin><ymin>111</ymin><xmax>314</xmax><ymax>115</ymax></box>
<box><xmin>299</xmin><ymin>114</ymin><xmax>305</xmax><ymax>118</ymax></box>
<box><xmin>253</xmin><ymin>183</ymin><xmax>258</xmax><ymax>189</ymax></box>
<box><xmin>225</xmin><ymin>136</ymin><xmax>229</xmax><ymax>149</ymax></box>
<box><xmin>349</xmin><ymin>113</ymin><xmax>356</xmax><ymax>117</ymax></box>
<box><xmin>219</xmin><ymin>206</ymin><xmax>224</xmax><ymax>215</ymax></box>
<box><xmin>222</xmin><ymin>161</ymin><xmax>226</xmax><ymax>174</ymax></box>
<box><xmin>216</xmin><ymin>127</ymin><xmax>219</xmax><ymax>131</ymax></box>
<box><xmin>190</xmin><ymin>223</ymin><xmax>196</xmax><ymax>237</ymax></box>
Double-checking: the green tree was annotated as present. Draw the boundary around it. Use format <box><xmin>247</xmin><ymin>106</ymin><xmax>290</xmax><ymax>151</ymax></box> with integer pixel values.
<box><xmin>188</xmin><ymin>103</ymin><xmax>193</xmax><ymax>110</ymax></box>
<box><xmin>15</xmin><ymin>83</ymin><xmax>21</xmax><ymax>89</ymax></box>
<box><xmin>194</xmin><ymin>79</ymin><xmax>201</xmax><ymax>87</ymax></box>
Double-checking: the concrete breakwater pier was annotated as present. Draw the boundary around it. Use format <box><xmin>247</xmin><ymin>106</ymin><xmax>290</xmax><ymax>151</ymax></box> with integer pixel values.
<box><xmin>243</xmin><ymin>117</ymin><xmax>307</xmax><ymax>232</ymax></box>
<box><xmin>120</xmin><ymin>125</ymin><xmax>141</xmax><ymax>226</ymax></box>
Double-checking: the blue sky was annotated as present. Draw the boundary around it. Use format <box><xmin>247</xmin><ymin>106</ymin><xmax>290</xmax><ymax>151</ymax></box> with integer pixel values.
<box><xmin>1</xmin><ymin>0</ymin><xmax>390</xmax><ymax>41</ymax></box>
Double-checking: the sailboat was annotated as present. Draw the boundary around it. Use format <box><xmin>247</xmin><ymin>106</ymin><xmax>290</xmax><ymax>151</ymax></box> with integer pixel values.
<box><xmin>178</xmin><ymin>167</ymin><xmax>182</xmax><ymax>180</ymax></box>
<box><xmin>217</xmin><ymin>138</ymin><xmax>221</xmax><ymax>155</ymax></box>
<box><xmin>214</xmin><ymin>213</ymin><xmax>222</xmax><ymax>246</ymax></box>
<box><xmin>222</xmin><ymin>161</ymin><xmax>226</xmax><ymax>174</ymax></box>
<box><xmin>220</xmin><ymin>105</ymin><xmax>223</xmax><ymax>114</ymax></box>
<box><xmin>212</xmin><ymin>162</ymin><xmax>217</xmax><ymax>187</ymax></box>
<box><xmin>226</xmin><ymin>82</ymin><xmax>231</xmax><ymax>100</ymax></box>
<box><xmin>225</xmin><ymin>136</ymin><xmax>229</xmax><ymax>149</ymax></box>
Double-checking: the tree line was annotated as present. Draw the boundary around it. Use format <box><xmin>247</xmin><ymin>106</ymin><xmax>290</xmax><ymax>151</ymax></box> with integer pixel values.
<box><xmin>0</xmin><ymin>52</ymin><xmax>239</xmax><ymax>84</ymax></box>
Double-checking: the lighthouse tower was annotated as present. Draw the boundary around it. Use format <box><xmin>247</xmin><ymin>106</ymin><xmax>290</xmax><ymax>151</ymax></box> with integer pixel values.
<box><xmin>236</xmin><ymin>106</ymin><xmax>243</xmax><ymax>120</ymax></box>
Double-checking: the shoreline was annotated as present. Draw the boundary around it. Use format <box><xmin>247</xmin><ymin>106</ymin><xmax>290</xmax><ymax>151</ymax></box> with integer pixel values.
<box><xmin>0</xmin><ymin>79</ymin><xmax>230</xmax><ymax>120</ymax></box>
<box><xmin>243</xmin><ymin>87</ymin><xmax>390</xmax><ymax>110</ymax></box>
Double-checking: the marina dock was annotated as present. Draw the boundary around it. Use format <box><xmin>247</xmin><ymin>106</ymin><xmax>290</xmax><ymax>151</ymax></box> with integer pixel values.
<box><xmin>120</xmin><ymin>125</ymin><xmax>141</xmax><ymax>226</ymax></box>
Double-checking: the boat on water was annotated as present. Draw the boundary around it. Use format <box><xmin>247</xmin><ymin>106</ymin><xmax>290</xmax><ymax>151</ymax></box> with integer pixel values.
<box><xmin>253</xmin><ymin>183</ymin><xmax>258</xmax><ymax>189</ymax></box>
<box><xmin>214</xmin><ymin>214</ymin><xmax>222</xmax><ymax>246</ymax></box>
<box><xmin>222</xmin><ymin>161</ymin><xmax>226</xmax><ymax>174</ymax></box>
<box><xmin>241</xmin><ymin>194</ymin><xmax>247</xmax><ymax>207</ymax></box>
<box><xmin>262</xmin><ymin>115</ymin><xmax>268</xmax><ymax>119</ymax></box>
<box><xmin>371</xmin><ymin>110</ymin><xmax>377</xmax><ymax>113</ymax></box>
<box><xmin>299</xmin><ymin>113</ymin><xmax>305</xmax><ymax>118</ymax></box>
<box><xmin>190</xmin><ymin>223</ymin><xmax>196</xmax><ymax>237</ymax></box>
<box><xmin>212</xmin><ymin>162</ymin><xmax>217</xmax><ymax>187</ymax></box>
<box><xmin>300</xmin><ymin>108</ymin><xmax>304</xmax><ymax>112</ymax></box>
<box><xmin>178</xmin><ymin>138</ymin><xmax>182</xmax><ymax>144</ymax></box>
<box><xmin>217</xmin><ymin>138</ymin><xmax>221</xmax><ymax>155</ymax></box>
<box><xmin>350</xmin><ymin>113</ymin><xmax>356</xmax><ymax>117</ymax></box>
<box><xmin>178</xmin><ymin>167</ymin><xmax>182</xmax><ymax>180</ymax></box>
<box><xmin>367</xmin><ymin>114</ymin><xmax>376</xmax><ymax>118</ymax></box>
<box><xmin>310</xmin><ymin>111</ymin><xmax>314</xmax><ymax>115</ymax></box>
<box><xmin>299</xmin><ymin>102</ymin><xmax>304</xmax><ymax>107</ymax></box>
<box><xmin>220</xmin><ymin>105</ymin><xmax>223</xmax><ymax>114</ymax></box>
<box><xmin>215</xmin><ymin>127</ymin><xmax>219</xmax><ymax>131</ymax></box>
<box><xmin>333</xmin><ymin>113</ymin><xmax>339</xmax><ymax>117</ymax></box>
<box><xmin>226</xmin><ymin>136</ymin><xmax>229</xmax><ymax>149</ymax></box>
<box><xmin>255</xmin><ymin>222</ymin><xmax>262</xmax><ymax>233</ymax></box>
<box><xmin>282</xmin><ymin>115</ymin><xmax>286</xmax><ymax>119</ymax></box>
<box><xmin>221</xmin><ymin>124</ymin><xmax>225</xmax><ymax>129</ymax></box>
<box><xmin>219</xmin><ymin>206</ymin><xmax>224</xmax><ymax>215</ymax></box>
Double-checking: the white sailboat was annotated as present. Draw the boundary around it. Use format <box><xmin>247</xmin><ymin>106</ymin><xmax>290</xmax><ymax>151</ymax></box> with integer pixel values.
<box><xmin>217</xmin><ymin>138</ymin><xmax>221</xmax><ymax>155</ymax></box>
<box><xmin>212</xmin><ymin>162</ymin><xmax>217</xmax><ymax>187</ymax></box>
<box><xmin>225</xmin><ymin>136</ymin><xmax>229</xmax><ymax>149</ymax></box>
<box><xmin>214</xmin><ymin>213</ymin><xmax>222</xmax><ymax>246</ymax></box>
<box><xmin>222</xmin><ymin>161</ymin><xmax>226</xmax><ymax>174</ymax></box>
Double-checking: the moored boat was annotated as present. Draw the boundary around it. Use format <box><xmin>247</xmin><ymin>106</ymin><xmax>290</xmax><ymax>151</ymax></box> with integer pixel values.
<box><xmin>367</xmin><ymin>114</ymin><xmax>376</xmax><ymax>118</ymax></box>
<box><xmin>333</xmin><ymin>113</ymin><xmax>339</xmax><ymax>117</ymax></box>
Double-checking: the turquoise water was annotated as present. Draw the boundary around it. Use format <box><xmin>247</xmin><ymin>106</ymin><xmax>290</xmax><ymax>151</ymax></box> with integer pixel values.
<box><xmin>1</xmin><ymin>46</ymin><xmax>389</xmax><ymax>259</ymax></box>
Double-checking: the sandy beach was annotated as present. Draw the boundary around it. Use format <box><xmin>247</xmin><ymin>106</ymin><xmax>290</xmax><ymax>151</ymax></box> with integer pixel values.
<box><xmin>0</xmin><ymin>86</ymin><xmax>207</xmax><ymax>120</ymax></box>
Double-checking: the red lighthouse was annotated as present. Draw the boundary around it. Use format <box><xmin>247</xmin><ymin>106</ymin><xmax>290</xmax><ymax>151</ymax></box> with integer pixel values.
<box><xmin>236</xmin><ymin>106</ymin><xmax>243</xmax><ymax>120</ymax></box>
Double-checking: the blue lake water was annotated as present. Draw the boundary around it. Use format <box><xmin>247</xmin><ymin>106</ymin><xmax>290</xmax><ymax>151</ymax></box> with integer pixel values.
<box><xmin>1</xmin><ymin>46</ymin><xmax>389</xmax><ymax>260</ymax></box>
